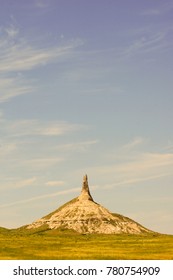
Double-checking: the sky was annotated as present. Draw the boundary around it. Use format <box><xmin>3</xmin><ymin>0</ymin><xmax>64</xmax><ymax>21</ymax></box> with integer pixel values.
<box><xmin>0</xmin><ymin>0</ymin><xmax>173</xmax><ymax>234</ymax></box>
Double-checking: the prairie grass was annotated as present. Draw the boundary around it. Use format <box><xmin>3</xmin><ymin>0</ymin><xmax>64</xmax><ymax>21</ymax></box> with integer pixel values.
<box><xmin>0</xmin><ymin>227</ymin><xmax>173</xmax><ymax>260</ymax></box>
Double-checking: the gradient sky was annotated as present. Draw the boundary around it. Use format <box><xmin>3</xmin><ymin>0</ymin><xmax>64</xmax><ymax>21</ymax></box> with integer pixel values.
<box><xmin>0</xmin><ymin>0</ymin><xmax>173</xmax><ymax>234</ymax></box>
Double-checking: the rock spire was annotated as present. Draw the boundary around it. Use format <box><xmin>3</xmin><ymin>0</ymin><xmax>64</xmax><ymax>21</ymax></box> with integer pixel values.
<box><xmin>78</xmin><ymin>174</ymin><xmax>93</xmax><ymax>201</ymax></box>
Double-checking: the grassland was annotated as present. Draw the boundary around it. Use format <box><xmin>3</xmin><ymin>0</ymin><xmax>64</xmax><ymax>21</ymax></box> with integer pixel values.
<box><xmin>0</xmin><ymin>227</ymin><xmax>173</xmax><ymax>260</ymax></box>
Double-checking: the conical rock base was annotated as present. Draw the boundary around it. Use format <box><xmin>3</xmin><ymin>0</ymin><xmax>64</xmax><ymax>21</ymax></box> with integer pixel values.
<box><xmin>27</xmin><ymin>175</ymin><xmax>152</xmax><ymax>234</ymax></box>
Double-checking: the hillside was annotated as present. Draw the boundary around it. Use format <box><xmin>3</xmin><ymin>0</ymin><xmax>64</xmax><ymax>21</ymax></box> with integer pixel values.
<box><xmin>0</xmin><ymin>227</ymin><xmax>9</xmax><ymax>234</ymax></box>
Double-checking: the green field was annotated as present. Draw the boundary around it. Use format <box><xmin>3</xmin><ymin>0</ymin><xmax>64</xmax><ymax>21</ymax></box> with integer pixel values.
<box><xmin>0</xmin><ymin>227</ymin><xmax>173</xmax><ymax>260</ymax></box>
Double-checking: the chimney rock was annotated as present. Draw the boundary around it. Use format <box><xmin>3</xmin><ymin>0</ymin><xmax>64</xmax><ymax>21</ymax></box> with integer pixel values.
<box><xmin>78</xmin><ymin>174</ymin><xmax>93</xmax><ymax>201</ymax></box>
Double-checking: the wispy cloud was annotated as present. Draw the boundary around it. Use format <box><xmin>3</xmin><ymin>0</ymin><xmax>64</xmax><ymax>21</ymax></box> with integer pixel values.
<box><xmin>107</xmin><ymin>152</ymin><xmax>173</xmax><ymax>176</ymax></box>
<box><xmin>0</xmin><ymin>77</ymin><xmax>32</xmax><ymax>103</ymax></box>
<box><xmin>56</xmin><ymin>140</ymin><xmax>98</xmax><ymax>152</ymax></box>
<box><xmin>102</xmin><ymin>173</ymin><xmax>171</xmax><ymax>189</ymax></box>
<box><xmin>0</xmin><ymin>188</ymin><xmax>80</xmax><ymax>208</ymax></box>
<box><xmin>23</xmin><ymin>157</ymin><xmax>64</xmax><ymax>169</ymax></box>
<box><xmin>0</xmin><ymin>25</ymin><xmax>83</xmax><ymax>102</ymax></box>
<box><xmin>0</xmin><ymin>177</ymin><xmax>37</xmax><ymax>190</ymax></box>
<box><xmin>45</xmin><ymin>180</ymin><xmax>65</xmax><ymax>187</ymax></box>
<box><xmin>5</xmin><ymin>24</ymin><xmax>19</xmax><ymax>38</ymax></box>
<box><xmin>0</xmin><ymin>118</ymin><xmax>83</xmax><ymax>137</ymax></box>
<box><xmin>0</xmin><ymin>38</ymin><xmax>81</xmax><ymax>73</ymax></box>
<box><xmin>39</xmin><ymin>122</ymin><xmax>82</xmax><ymax>136</ymax></box>
<box><xmin>122</xmin><ymin>32</ymin><xmax>168</xmax><ymax>58</ymax></box>
<box><xmin>122</xmin><ymin>137</ymin><xmax>144</xmax><ymax>150</ymax></box>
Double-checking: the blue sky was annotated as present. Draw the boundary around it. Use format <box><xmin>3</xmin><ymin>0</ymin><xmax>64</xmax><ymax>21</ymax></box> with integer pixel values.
<box><xmin>0</xmin><ymin>0</ymin><xmax>173</xmax><ymax>234</ymax></box>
